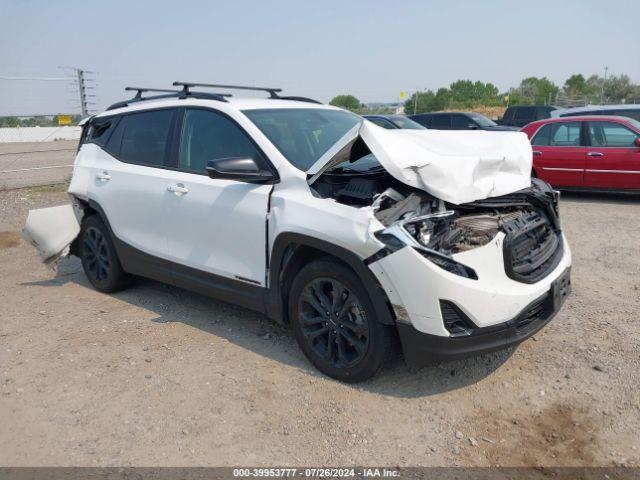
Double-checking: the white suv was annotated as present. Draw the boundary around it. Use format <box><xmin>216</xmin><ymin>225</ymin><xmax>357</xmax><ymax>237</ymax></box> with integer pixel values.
<box><xmin>24</xmin><ymin>82</ymin><xmax>572</xmax><ymax>382</ymax></box>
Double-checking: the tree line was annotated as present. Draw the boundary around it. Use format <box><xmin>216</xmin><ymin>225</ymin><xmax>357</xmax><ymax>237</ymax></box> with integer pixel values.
<box><xmin>330</xmin><ymin>73</ymin><xmax>640</xmax><ymax>115</ymax></box>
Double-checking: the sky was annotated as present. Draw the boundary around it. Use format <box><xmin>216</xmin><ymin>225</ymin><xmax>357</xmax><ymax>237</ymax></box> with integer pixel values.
<box><xmin>0</xmin><ymin>0</ymin><xmax>639</xmax><ymax>115</ymax></box>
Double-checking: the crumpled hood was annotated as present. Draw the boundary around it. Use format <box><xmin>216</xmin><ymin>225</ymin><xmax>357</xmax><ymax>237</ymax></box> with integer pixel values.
<box><xmin>308</xmin><ymin>121</ymin><xmax>533</xmax><ymax>205</ymax></box>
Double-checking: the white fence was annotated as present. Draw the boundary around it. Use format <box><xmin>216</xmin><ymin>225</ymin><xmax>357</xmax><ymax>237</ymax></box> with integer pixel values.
<box><xmin>0</xmin><ymin>126</ymin><xmax>81</xmax><ymax>143</ymax></box>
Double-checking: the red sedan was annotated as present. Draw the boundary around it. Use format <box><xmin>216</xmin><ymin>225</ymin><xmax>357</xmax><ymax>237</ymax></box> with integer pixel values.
<box><xmin>521</xmin><ymin>115</ymin><xmax>640</xmax><ymax>191</ymax></box>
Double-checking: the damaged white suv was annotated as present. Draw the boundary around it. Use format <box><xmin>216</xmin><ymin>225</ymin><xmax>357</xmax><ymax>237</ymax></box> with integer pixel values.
<box><xmin>24</xmin><ymin>83</ymin><xmax>572</xmax><ymax>382</ymax></box>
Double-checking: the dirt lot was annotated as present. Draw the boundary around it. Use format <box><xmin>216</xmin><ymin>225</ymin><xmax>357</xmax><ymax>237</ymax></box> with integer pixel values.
<box><xmin>0</xmin><ymin>185</ymin><xmax>638</xmax><ymax>467</ymax></box>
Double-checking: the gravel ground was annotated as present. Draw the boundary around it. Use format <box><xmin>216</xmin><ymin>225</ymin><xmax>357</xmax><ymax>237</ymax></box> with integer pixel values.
<box><xmin>0</xmin><ymin>187</ymin><xmax>638</xmax><ymax>467</ymax></box>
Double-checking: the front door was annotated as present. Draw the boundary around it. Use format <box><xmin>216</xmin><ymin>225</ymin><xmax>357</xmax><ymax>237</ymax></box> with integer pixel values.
<box><xmin>162</xmin><ymin>108</ymin><xmax>272</xmax><ymax>286</ymax></box>
<box><xmin>585</xmin><ymin>121</ymin><xmax>640</xmax><ymax>190</ymax></box>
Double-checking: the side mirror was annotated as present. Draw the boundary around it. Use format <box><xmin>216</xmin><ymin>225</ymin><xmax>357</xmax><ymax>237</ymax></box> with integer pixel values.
<box><xmin>635</xmin><ymin>137</ymin><xmax>640</xmax><ymax>148</ymax></box>
<box><xmin>206</xmin><ymin>157</ymin><xmax>276</xmax><ymax>184</ymax></box>
<box><xmin>468</xmin><ymin>124</ymin><xmax>479</xmax><ymax>130</ymax></box>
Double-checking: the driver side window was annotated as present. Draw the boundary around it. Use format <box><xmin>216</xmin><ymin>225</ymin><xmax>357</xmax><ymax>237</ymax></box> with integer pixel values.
<box><xmin>179</xmin><ymin>109</ymin><xmax>266</xmax><ymax>175</ymax></box>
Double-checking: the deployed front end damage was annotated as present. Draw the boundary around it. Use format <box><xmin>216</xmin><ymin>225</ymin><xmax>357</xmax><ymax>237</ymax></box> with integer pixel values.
<box><xmin>308</xmin><ymin>121</ymin><xmax>572</xmax><ymax>366</ymax></box>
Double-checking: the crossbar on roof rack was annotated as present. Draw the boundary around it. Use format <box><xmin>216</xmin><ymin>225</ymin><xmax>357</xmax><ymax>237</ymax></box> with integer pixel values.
<box><xmin>125</xmin><ymin>87</ymin><xmax>181</xmax><ymax>99</ymax></box>
<box><xmin>107</xmin><ymin>86</ymin><xmax>229</xmax><ymax>111</ymax></box>
<box><xmin>173</xmin><ymin>81</ymin><xmax>283</xmax><ymax>98</ymax></box>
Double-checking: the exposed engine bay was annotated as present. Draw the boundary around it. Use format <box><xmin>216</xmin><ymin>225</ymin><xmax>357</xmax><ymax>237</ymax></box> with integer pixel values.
<box><xmin>312</xmin><ymin>163</ymin><xmax>562</xmax><ymax>278</ymax></box>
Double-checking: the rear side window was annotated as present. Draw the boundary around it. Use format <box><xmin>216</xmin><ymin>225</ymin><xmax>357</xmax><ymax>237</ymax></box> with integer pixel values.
<box><xmin>451</xmin><ymin>114</ymin><xmax>471</xmax><ymax>128</ymax></box>
<box><xmin>551</xmin><ymin>122</ymin><xmax>582</xmax><ymax>146</ymax></box>
<box><xmin>514</xmin><ymin>107</ymin><xmax>535</xmax><ymax>121</ymax></box>
<box><xmin>588</xmin><ymin>121</ymin><xmax>638</xmax><ymax>147</ymax></box>
<box><xmin>179</xmin><ymin>109</ymin><xmax>267</xmax><ymax>174</ymax></box>
<box><xmin>119</xmin><ymin>109</ymin><xmax>175</xmax><ymax>167</ymax></box>
<box><xmin>535</xmin><ymin>107</ymin><xmax>552</xmax><ymax>120</ymax></box>
<box><xmin>431</xmin><ymin>115</ymin><xmax>450</xmax><ymax>128</ymax></box>
<box><xmin>412</xmin><ymin>115</ymin><xmax>432</xmax><ymax>127</ymax></box>
<box><xmin>86</xmin><ymin>116</ymin><xmax>120</xmax><ymax>147</ymax></box>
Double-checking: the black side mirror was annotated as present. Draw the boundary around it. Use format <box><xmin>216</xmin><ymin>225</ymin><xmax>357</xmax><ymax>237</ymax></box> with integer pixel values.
<box><xmin>206</xmin><ymin>157</ymin><xmax>276</xmax><ymax>184</ymax></box>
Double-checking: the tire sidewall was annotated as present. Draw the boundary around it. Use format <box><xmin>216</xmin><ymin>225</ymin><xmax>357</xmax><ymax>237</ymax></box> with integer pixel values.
<box><xmin>80</xmin><ymin>215</ymin><xmax>126</xmax><ymax>293</ymax></box>
<box><xmin>288</xmin><ymin>259</ymin><xmax>389</xmax><ymax>383</ymax></box>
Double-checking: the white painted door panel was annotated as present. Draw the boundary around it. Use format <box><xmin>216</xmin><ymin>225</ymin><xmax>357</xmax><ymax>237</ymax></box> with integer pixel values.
<box><xmin>162</xmin><ymin>171</ymin><xmax>271</xmax><ymax>285</ymax></box>
<box><xmin>81</xmin><ymin>145</ymin><xmax>169</xmax><ymax>258</ymax></box>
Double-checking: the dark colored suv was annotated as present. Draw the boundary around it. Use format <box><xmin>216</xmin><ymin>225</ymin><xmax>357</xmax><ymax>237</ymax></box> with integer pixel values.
<box><xmin>409</xmin><ymin>112</ymin><xmax>518</xmax><ymax>131</ymax></box>
<box><xmin>499</xmin><ymin>105</ymin><xmax>557</xmax><ymax>128</ymax></box>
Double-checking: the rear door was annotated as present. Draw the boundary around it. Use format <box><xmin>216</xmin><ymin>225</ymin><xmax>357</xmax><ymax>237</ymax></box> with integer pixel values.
<box><xmin>162</xmin><ymin>107</ymin><xmax>273</xmax><ymax>286</ymax></box>
<box><xmin>530</xmin><ymin>121</ymin><xmax>585</xmax><ymax>187</ymax></box>
<box><xmin>86</xmin><ymin>108</ymin><xmax>177</xmax><ymax>263</ymax></box>
<box><xmin>585</xmin><ymin>120</ymin><xmax>640</xmax><ymax>189</ymax></box>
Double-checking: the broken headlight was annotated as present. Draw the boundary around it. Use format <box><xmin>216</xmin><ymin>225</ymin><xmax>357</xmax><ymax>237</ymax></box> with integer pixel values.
<box><xmin>375</xmin><ymin>211</ymin><xmax>478</xmax><ymax>280</ymax></box>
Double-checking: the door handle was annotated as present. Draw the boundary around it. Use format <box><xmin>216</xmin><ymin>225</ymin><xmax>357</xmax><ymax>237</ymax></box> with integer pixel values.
<box><xmin>587</xmin><ymin>152</ymin><xmax>604</xmax><ymax>157</ymax></box>
<box><xmin>532</xmin><ymin>150</ymin><xmax>542</xmax><ymax>156</ymax></box>
<box><xmin>167</xmin><ymin>184</ymin><xmax>189</xmax><ymax>195</ymax></box>
<box><xmin>95</xmin><ymin>172</ymin><xmax>111</xmax><ymax>182</ymax></box>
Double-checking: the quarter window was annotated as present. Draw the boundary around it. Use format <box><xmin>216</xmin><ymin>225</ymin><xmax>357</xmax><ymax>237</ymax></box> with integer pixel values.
<box><xmin>588</xmin><ymin>122</ymin><xmax>638</xmax><ymax>147</ymax></box>
<box><xmin>119</xmin><ymin>109</ymin><xmax>175</xmax><ymax>167</ymax></box>
<box><xmin>179</xmin><ymin>109</ymin><xmax>266</xmax><ymax>174</ymax></box>
<box><xmin>86</xmin><ymin>116</ymin><xmax>120</xmax><ymax>147</ymax></box>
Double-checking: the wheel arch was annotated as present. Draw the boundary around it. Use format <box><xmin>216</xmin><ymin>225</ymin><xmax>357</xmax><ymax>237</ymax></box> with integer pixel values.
<box><xmin>267</xmin><ymin>232</ymin><xmax>396</xmax><ymax>326</ymax></box>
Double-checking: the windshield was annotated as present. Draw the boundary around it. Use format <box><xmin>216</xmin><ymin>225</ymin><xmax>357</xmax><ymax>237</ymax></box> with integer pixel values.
<box><xmin>388</xmin><ymin>115</ymin><xmax>426</xmax><ymax>130</ymax></box>
<box><xmin>469</xmin><ymin>113</ymin><xmax>497</xmax><ymax>127</ymax></box>
<box><xmin>243</xmin><ymin>108</ymin><xmax>361</xmax><ymax>171</ymax></box>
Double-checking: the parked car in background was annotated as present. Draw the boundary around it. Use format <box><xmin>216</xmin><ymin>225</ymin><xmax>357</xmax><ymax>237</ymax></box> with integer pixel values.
<box><xmin>521</xmin><ymin>115</ymin><xmax>640</xmax><ymax>192</ymax></box>
<box><xmin>409</xmin><ymin>112</ymin><xmax>518</xmax><ymax>131</ymax></box>
<box><xmin>499</xmin><ymin>105</ymin><xmax>558</xmax><ymax>127</ymax></box>
<box><xmin>362</xmin><ymin>114</ymin><xmax>426</xmax><ymax>129</ymax></box>
<box><xmin>552</xmin><ymin>104</ymin><xmax>640</xmax><ymax>122</ymax></box>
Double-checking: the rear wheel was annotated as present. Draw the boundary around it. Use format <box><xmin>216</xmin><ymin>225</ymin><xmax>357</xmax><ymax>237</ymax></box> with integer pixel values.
<box><xmin>289</xmin><ymin>259</ymin><xmax>395</xmax><ymax>382</ymax></box>
<box><xmin>80</xmin><ymin>215</ymin><xmax>132</xmax><ymax>293</ymax></box>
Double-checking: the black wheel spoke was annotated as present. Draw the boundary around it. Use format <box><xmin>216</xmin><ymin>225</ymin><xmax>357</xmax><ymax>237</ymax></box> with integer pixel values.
<box><xmin>298</xmin><ymin>277</ymin><xmax>369</xmax><ymax>369</ymax></box>
<box><xmin>83</xmin><ymin>226</ymin><xmax>112</xmax><ymax>284</ymax></box>
<box><xmin>305</xmin><ymin>325</ymin><xmax>329</xmax><ymax>340</ymax></box>
<box><xmin>324</xmin><ymin>329</ymin><xmax>336</xmax><ymax>361</ymax></box>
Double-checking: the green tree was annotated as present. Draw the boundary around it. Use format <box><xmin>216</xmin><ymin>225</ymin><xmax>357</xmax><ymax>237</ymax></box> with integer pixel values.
<box><xmin>510</xmin><ymin>77</ymin><xmax>559</xmax><ymax>105</ymax></box>
<box><xmin>563</xmin><ymin>74</ymin><xmax>587</xmax><ymax>97</ymax></box>
<box><xmin>604</xmin><ymin>74</ymin><xmax>635</xmax><ymax>103</ymax></box>
<box><xmin>329</xmin><ymin>94</ymin><xmax>362</xmax><ymax>112</ymax></box>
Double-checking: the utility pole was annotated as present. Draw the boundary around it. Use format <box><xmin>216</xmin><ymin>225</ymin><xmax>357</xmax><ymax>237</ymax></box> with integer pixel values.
<box><xmin>601</xmin><ymin>66</ymin><xmax>608</xmax><ymax>104</ymax></box>
<box><xmin>76</xmin><ymin>69</ymin><xmax>88</xmax><ymax>117</ymax></box>
<box><xmin>414</xmin><ymin>87</ymin><xmax>419</xmax><ymax>115</ymax></box>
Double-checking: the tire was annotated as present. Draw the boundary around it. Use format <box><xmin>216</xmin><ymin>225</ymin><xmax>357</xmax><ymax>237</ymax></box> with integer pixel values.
<box><xmin>288</xmin><ymin>259</ymin><xmax>396</xmax><ymax>382</ymax></box>
<box><xmin>79</xmin><ymin>215</ymin><xmax>132</xmax><ymax>293</ymax></box>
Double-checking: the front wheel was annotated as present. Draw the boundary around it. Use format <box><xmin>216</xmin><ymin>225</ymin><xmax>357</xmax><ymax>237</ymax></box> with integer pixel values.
<box><xmin>288</xmin><ymin>259</ymin><xmax>395</xmax><ymax>382</ymax></box>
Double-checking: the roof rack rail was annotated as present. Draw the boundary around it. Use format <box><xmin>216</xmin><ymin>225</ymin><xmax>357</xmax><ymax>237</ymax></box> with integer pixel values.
<box><xmin>172</xmin><ymin>81</ymin><xmax>322</xmax><ymax>104</ymax></box>
<box><xmin>106</xmin><ymin>86</ymin><xmax>229</xmax><ymax>111</ymax></box>
<box><xmin>174</xmin><ymin>81</ymin><xmax>283</xmax><ymax>98</ymax></box>
<box><xmin>276</xmin><ymin>95</ymin><xmax>322</xmax><ymax>104</ymax></box>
